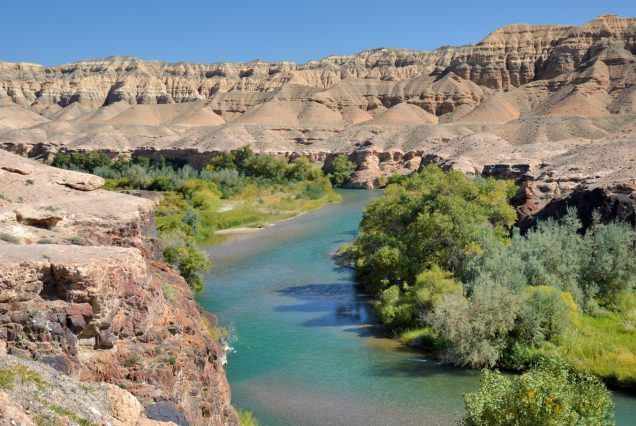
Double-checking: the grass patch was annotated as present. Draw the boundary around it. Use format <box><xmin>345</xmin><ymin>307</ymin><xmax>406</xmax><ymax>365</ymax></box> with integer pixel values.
<box><xmin>0</xmin><ymin>365</ymin><xmax>48</xmax><ymax>390</ymax></box>
<box><xmin>238</xmin><ymin>409</ymin><xmax>259</xmax><ymax>426</ymax></box>
<box><xmin>202</xmin><ymin>316</ymin><xmax>228</xmax><ymax>341</ymax></box>
<box><xmin>123</xmin><ymin>354</ymin><xmax>143</xmax><ymax>368</ymax></box>
<box><xmin>542</xmin><ymin>297</ymin><xmax>636</xmax><ymax>386</ymax></box>
<box><xmin>0</xmin><ymin>368</ymin><xmax>16</xmax><ymax>390</ymax></box>
<box><xmin>165</xmin><ymin>354</ymin><xmax>178</xmax><ymax>365</ymax></box>
<box><xmin>14</xmin><ymin>365</ymin><xmax>48</xmax><ymax>389</ymax></box>
<box><xmin>210</xmin><ymin>185</ymin><xmax>340</xmax><ymax>232</ymax></box>
<box><xmin>0</xmin><ymin>232</ymin><xmax>19</xmax><ymax>244</ymax></box>
<box><xmin>400</xmin><ymin>327</ymin><xmax>437</xmax><ymax>347</ymax></box>
<box><xmin>47</xmin><ymin>404</ymin><xmax>95</xmax><ymax>426</ymax></box>
<box><xmin>34</xmin><ymin>414</ymin><xmax>62</xmax><ymax>426</ymax></box>
<box><xmin>162</xmin><ymin>284</ymin><xmax>178</xmax><ymax>307</ymax></box>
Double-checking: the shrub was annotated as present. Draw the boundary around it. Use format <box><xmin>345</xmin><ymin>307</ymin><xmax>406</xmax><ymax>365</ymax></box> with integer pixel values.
<box><xmin>412</xmin><ymin>265</ymin><xmax>463</xmax><ymax>324</ymax></box>
<box><xmin>580</xmin><ymin>218</ymin><xmax>636</xmax><ymax>309</ymax></box>
<box><xmin>514</xmin><ymin>286</ymin><xmax>577</xmax><ymax>347</ymax></box>
<box><xmin>430</xmin><ymin>285</ymin><xmax>522</xmax><ymax>368</ymax></box>
<box><xmin>0</xmin><ymin>232</ymin><xmax>19</xmax><ymax>244</ymax></box>
<box><xmin>463</xmin><ymin>358</ymin><xmax>614</xmax><ymax>426</ymax></box>
<box><xmin>244</xmin><ymin>154</ymin><xmax>287</xmax><ymax>182</ymax></box>
<box><xmin>468</xmin><ymin>210</ymin><xmax>636</xmax><ymax>311</ymax></box>
<box><xmin>285</xmin><ymin>157</ymin><xmax>313</xmax><ymax>181</ymax></box>
<box><xmin>182</xmin><ymin>208</ymin><xmax>201</xmax><ymax>235</ymax></box>
<box><xmin>124</xmin><ymin>354</ymin><xmax>143</xmax><ymax>368</ymax></box>
<box><xmin>298</xmin><ymin>180</ymin><xmax>327</xmax><ymax>200</ymax></box>
<box><xmin>161</xmin><ymin>231</ymin><xmax>211</xmax><ymax>292</ymax></box>
<box><xmin>375</xmin><ymin>285</ymin><xmax>416</xmax><ymax>331</ymax></box>
<box><xmin>238</xmin><ymin>410</ymin><xmax>259</xmax><ymax>426</ymax></box>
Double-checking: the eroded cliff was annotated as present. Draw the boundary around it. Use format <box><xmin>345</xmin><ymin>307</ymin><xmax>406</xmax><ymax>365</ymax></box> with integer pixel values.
<box><xmin>0</xmin><ymin>151</ymin><xmax>239</xmax><ymax>425</ymax></box>
<box><xmin>0</xmin><ymin>14</ymin><xmax>634</xmax><ymax>226</ymax></box>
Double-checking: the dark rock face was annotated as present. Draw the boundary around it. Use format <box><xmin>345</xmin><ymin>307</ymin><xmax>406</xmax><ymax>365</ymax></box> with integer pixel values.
<box><xmin>146</xmin><ymin>401</ymin><xmax>192</xmax><ymax>426</ymax></box>
<box><xmin>519</xmin><ymin>185</ymin><xmax>636</xmax><ymax>231</ymax></box>
<box><xmin>482</xmin><ymin>164</ymin><xmax>531</xmax><ymax>181</ymax></box>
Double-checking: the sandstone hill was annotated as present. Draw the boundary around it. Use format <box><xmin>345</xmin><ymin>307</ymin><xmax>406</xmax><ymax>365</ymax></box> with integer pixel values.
<box><xmin>0</xmin><ymin>151</ymin><xmax>239</xmax><ymax>425</ymax></box>
<box><xmin>0</xmin><ymin>14</ymin><xmax>634</xmax><ymax>224</ymax></box>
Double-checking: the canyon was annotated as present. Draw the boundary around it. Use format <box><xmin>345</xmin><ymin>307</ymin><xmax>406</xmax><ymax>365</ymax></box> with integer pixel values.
<box><xmin>0</xmin><ymin>13</ymin><xmax>635</xmax><ymax>425</ymax></box>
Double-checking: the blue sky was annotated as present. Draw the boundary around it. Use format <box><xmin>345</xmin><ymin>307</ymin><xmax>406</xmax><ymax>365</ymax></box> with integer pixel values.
<box><xmin>2</xmin><ymin>0</ymin><xmax>634</xmax><ymax>65</ymax></box>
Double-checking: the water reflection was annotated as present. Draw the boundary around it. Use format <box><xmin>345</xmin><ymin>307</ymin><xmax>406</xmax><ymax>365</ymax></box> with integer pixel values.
<box><xmin>276</xmin><ymin>282</ymin><xmax>373</xmax><ymax>326</ymax></box>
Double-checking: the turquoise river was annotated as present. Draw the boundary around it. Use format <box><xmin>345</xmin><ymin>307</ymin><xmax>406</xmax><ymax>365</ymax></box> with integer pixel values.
<box><xmin>198</xmin><ymin>189</ymin><xmax>636</xmax><ymax>426</ymax></box>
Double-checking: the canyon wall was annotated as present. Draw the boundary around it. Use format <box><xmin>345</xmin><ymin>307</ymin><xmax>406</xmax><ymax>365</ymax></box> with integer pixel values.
<box><xmin>0</xmin><ymin>151</ymin><xmax>239</xmax><ymax>425</ymax></box>
<box><xmin>0</xmin><ymin>14</ymin><xmax>634</xmax><ymax>224</ymax></box>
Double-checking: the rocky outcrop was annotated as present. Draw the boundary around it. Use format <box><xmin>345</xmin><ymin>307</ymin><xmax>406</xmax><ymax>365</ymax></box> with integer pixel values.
<box><xmin>0</xmin><ymin>353</ymin><xmax>177</xmax><ymax>426</ymax></box>
<box><xmin>0</xmin><ymin>151</ymin><xmax>239</xmax><ymax>425</ymax></box>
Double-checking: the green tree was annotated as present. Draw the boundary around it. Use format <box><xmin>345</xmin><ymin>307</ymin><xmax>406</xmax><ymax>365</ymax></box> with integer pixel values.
<box><xmin>344</xmin><ymin>165</ymin><xmax>516</xmax><ymax>305</ymax></box>
<box><xmin>209</xmin><ymin>152</ymin><xmax>237</xmax><ymax>170</ymax></box>
<box><xmin>330</xmin><ymin>155</ymin><xmax>356</xmax><ymax>186</ymax></box>
<box><xmin>285</xmin><ymin>157</ymin><xmax>313</xmax><ymax>181</ymax></box>
<box><xmin>234</xmin><ymin>145</ymin><xmax>255</xmax><ymax>169</ymax></box>
<box><xmin>463</xmin><ymin>358</ymin><xmax>614</xmax><ymax>426</ymax></box>
<box><xmin>52</xmin><ymin>151</ymin><xmax>112</xmax><ymax>172</ymax></box>
<box><xmin>244</xmin><ymin>154</ymin><xmax>287</xmax><ymax>182</ymax></box>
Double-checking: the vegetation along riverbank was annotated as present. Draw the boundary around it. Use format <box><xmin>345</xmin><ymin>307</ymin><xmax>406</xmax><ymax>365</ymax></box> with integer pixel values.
<box><xmin>337</xmin><ymin>165</ymin><xmax>636</xmax><ymax>394</ymax></box>
<box><xmin>52</xmin><ymin>146</ymin><xmax>352</xmax><ymax>292</ymax></box>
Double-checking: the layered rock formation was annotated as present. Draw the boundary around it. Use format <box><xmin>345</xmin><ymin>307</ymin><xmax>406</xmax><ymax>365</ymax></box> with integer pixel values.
<box><xmin>0</xmin><ymin>151</ymin><xmax>239</xmax><ymax>425</ymax></box>
<box><xmin>0</xmin><ymin>14</ymin><xmax>634</xmax><ymax>224</ymax></box>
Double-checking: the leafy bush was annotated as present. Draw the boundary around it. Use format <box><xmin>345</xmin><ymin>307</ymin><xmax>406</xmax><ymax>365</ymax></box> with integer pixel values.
<box><xmin>412</xmin><ymin>265</ymin><xmax>463</xmax><ymax>323</ymax></box>
<box><xmin>463</xmin><ymin>358</ymin><xmax>614</xmax><ymax>426</ymax></box>
<box><xmin>430</xmin><ymin>284</ymin><xmax>522</xmax><ymax>368</ymax></box>
<box><xmin>161</xmin><ymin>231</ymin><xmax>212</xmax><ymax>293</ymax></box>
<box><xmin>298</xmin><ymin>180</ymin><xmax>329</xmax><ymax>200</ymax></box>
<box><xmin>469</xmin><ymin>210</ymin><xmax>636</xmax><ymax>310</ymax></box>
<box><xmin>580</xmin><ymin>217</ymin><xmax>636</xmax><ymax>309</ymax></box>
<box><xmin>514</xmin><ymin>286</ymin><xmax>577</xmax><ymax>347</ymax></box>
<box><xmin>329</xmin><ymin>155</ymin><xmax>356</xmax><ymax>186</ymax></box>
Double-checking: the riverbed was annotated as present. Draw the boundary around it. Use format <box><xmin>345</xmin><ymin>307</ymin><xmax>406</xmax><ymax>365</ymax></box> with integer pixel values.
<box><xmin>199</xmin><ymin>189</ymin><xmax>636</xmax><ymax>425</ymax></box>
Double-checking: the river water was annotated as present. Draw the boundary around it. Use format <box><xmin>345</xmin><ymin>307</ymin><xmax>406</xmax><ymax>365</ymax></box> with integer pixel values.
<box><xmin>199</xmin><ymin>189</ymin><xmax>636</xmax><ymax>425</ymax></box>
